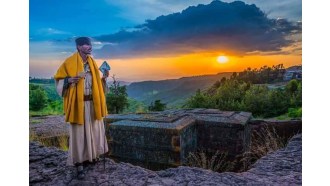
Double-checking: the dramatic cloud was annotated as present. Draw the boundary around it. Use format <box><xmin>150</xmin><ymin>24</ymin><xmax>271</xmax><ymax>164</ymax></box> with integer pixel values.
<box><xmin>94</xmin><ymin>0</ymin><xmax>301</xmax><ymax>58</ymax></box>
<box><xmin>105</xmin><ymin>0</ymin><xmax>301</xmax><ymax>23</ymax></box>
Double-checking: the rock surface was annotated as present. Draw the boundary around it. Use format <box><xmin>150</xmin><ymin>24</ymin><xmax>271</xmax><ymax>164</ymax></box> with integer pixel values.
<box><xmin>29</xmin><ymin>134</ymin><xmax>302</xmax><ymax>185</ymax></box>
<box><xmin>29</xmin><ymin>115</ymin><xmax>68</xmax><ymax>137</ymax></box>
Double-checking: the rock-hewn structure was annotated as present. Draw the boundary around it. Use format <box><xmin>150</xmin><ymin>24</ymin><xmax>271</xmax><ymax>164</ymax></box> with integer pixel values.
<box><xmin>29</xmin><ymin>134</ymin><xmax>302</xmax><ymax>185</ymax></box>
<box><xmin>249</xmin><ymin>119</ymin><xmax>302</xmax><ymax>140</ymax></box>
<box><xmin>105</xmin><ymin>109</ymin><xmax>252</xmax><ymax>166</ymax></box>
<box><xmin>29</xmin><ymin>110</ymin><xmax>302</xmax><ymax>169</ymax></box>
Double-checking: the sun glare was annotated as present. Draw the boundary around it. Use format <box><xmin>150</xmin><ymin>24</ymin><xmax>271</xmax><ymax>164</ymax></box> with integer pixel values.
<box><xmin>217</xmin><ymin>56</ymin><xmax>229</xmax><ymax>64</ymax></box>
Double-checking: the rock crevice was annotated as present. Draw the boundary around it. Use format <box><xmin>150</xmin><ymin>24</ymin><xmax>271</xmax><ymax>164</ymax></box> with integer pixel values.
<box><xmin>29</xmin><ymin>134</ymin><xmax>301</xmax><ymax>185</ymax></box>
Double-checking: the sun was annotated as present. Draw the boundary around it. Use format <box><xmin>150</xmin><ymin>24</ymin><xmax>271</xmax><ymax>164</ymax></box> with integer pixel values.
<box><xmin>217</xmin><ymin>55</ymin><xmax>229</xmax><ymax>64</ymax></box>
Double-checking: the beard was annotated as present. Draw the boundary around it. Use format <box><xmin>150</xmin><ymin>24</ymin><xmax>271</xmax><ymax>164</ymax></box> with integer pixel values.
<box><xmin>83</xmin><ymin>49</ymin><xmax>92</xmax><ymax>55</ymax></box>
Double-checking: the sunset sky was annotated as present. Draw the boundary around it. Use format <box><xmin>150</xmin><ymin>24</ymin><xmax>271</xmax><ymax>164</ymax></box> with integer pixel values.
<box><xmin>30</xmin><ymin>0</ymin><xmax>302</xmax><ymax>82</ymax></box>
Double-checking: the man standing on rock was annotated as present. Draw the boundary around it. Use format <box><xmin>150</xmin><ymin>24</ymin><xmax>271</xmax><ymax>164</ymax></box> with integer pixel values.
<box><xmin>54</xmin><ymin>37</ymin><xmax>109</xmax><ymax>179</ymax></box>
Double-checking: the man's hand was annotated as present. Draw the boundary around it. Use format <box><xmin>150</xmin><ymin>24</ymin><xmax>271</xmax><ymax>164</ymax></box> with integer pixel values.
<box><xmin>102</xmin><ymin>71</ymin><xmax>109</xmax><ymax>80</ymax></box>
<box><xmin>68</xmin><ymin>76</ymin><xmax>81</xmax><ymax>84</ymax></box>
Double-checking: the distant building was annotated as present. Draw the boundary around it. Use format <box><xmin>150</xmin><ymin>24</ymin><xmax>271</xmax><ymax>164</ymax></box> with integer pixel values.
<box><xmin>284</xmin><ymin>66</ymin><xmax>302</xmax><ymax>81</ymax></box>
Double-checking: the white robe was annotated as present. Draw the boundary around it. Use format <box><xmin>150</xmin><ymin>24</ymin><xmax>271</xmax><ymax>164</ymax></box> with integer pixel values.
<box><xmin>56</xmin><ymin>64</ymin><xmax>109</xmax><ymax>166</ymax></box>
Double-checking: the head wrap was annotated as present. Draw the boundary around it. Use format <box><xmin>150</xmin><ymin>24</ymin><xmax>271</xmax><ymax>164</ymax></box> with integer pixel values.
<box><xmin>75</xmin><ymin>37</ymin><xmax>92</xmax><ymax>46</ymax></box>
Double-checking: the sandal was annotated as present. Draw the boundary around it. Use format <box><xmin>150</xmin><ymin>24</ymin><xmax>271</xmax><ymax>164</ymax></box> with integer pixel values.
<box><xmin>77</xmin><ymin>165</ymin><xmax>85</xmax><ymax>180</ymax></box>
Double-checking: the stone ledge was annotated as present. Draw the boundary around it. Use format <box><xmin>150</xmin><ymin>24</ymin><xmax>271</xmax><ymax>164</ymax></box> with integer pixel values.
<box><xmin>29</xmin><ymin>134</ymin><xmax>301</xmax><ymax>185</ymax></box>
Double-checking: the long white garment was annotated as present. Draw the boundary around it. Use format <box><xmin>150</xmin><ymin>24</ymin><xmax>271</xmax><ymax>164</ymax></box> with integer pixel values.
<box><xmin>56</xmin><ymin>64</ymin><xmax>109</xmax><ymax>166</ymax></box>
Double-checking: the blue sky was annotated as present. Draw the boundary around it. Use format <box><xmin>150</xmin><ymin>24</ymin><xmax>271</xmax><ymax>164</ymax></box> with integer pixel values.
<box><xmin>29</xmin><ymin>0</ymin><xmax>302</xmax><ymax>80</ymax></box>
<box><xmin>30</xmin><ymin>0</ymin><xmax>301</xmax><ymax>40</ymax></box>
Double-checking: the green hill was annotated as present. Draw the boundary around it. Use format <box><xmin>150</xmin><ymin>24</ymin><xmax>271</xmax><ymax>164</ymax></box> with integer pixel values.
<box><xmin>127</xmin><ymin>72</ymin><xmax>233</xmax><ymax>108</ymax></box>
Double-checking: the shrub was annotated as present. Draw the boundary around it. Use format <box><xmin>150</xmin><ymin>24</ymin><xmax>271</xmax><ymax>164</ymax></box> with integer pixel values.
<box><xmin>148</xmin><ymin>100</ymin><xmax>166</xmax><ymax>111</ymax></box>
<box><xmin>243</xmin><ymin>85</ymin><xmax>269</xmax><ymax>116</ymax></box>
<box><xmin>29</xmin><ymin>85</ymin><xmax>48</xmax><ymax>111</ymax></box>
<box><xmin>106</xmin><ymin>77</ymin><xmax>129</xmax><ymax>114</ymax></box>
<box><xmin>185</xmin><ymin>89</ymin><xmax>213</xmax><ymax>108</ymax></box>
<box><xmin>213</xmin><ymin>80</ymin><xmax>247</xmax><ymax>111</ymax></box>
<box><xmin>288</xmin><ymin>107</ymin><xmax>302</xmax><ymax>118</ymax></box>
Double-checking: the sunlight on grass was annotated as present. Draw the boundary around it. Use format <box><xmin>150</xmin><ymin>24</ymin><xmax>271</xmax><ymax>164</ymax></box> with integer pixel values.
<box><xmin>240</xmin><ymin>126</ymin><xmax>295</xmax><ymax>170</ymax></box>
<box><xmin>29</xmin><ymin>129</ymin><xmax>69</xmax><ymax>151</ymax></box>
<box><xmin>185</xmin><ymin>150</ymin><xmax>233</xmax><ymax>172</ymax></box>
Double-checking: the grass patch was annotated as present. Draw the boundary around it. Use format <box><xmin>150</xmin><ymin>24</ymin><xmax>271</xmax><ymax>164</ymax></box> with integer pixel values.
<box><xmin>288</xmin><ymin>107</ymin><xmax>302</xmax><ymax>118</ymax></box>
<box><xmin>29</xmin><ymin>129</ymin><xmax>69</xmax><ymax>151</ymax></box>
<box><xmin>185</xmin><ymin>150</ymin><xmax>234</xmax><ymax>172</ymax></box>
<box><xmin>275</xmin><ymin>113</ymin><xmax>291</xmax><ymax>120</ymax></box>
<box><xmin>240</xmin><ymin>125</ymin><xmax>294</xmax><ymax>171</ymax></box>
<box><xmin>29</xmin><ymin>107</ymin><xmax>64</xmax><ymax>117</ymax></box>
<box><xmin>30</xmin><ymin>119</ymin><xmax>42</xmax><ymax>124</ymax></box>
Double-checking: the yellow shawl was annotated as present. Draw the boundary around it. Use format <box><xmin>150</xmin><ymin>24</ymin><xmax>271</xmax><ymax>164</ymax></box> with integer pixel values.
<box><xmin>54</xmin><ymin>52</ymin><xmax>107</xmax><ymax>125</ymax></box>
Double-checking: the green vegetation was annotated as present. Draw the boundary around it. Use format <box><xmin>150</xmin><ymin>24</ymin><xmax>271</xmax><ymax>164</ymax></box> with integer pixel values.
<box><xmin>106</xmin><ymin>77</ymin><xmax>129</xmax><ymax>114</ymax></box>
<box><xmin>29</xmin><ymin>84</ymin><xmax>48</xmax><ymax>111</ymax></box>
<box><xmin>29</xmin><ymin>65</ymin><xmax>302</xmax><ymax>118</ymax></box>
<box><xmin>127</xmin><ymin>72</ymin><xmax>232</xmax><ymax>109</ymax></box>
<box><xmin>148</xmin><ymin>100</ymin><xmax>167</xmax><ymax>111</ymax></box>
<box><xmin>29</xmin><ymin>77</ymin><xmax>55</xmax><ymax>84</ymax></box>
<box><xmin>184</xmin><ymin>89</ymin><xmax>213</xmax><ymax>108</ymax></box>
<box><xmin>123</xmin><ymin>98</ymin><xmax>148</xmax><ymax>113</ymax></box>
<box><xmin>30</xmin><ymin>119</ymin><xmax>42</xmax><ymax>124</ymax></box>
<box><xmin>231</xmin><ymin>64</ymin><xmax>286</xmax><ymax>84</ymax></box>
<box><xmin>185</xmin><ymin>65</ymin><xmax>302</xmax><ymax>118</ymax></box>
<box><xmin>29</xmin><ymin>82</ymin><xmax>63</xmax><ymax>116</ymax></box>
<box><xmin>288</xmin><ymin>107</ymin><xmax>302</xmax><ymax>118</ymax></box>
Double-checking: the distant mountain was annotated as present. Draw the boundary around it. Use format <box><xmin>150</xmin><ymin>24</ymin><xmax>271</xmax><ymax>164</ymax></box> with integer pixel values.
<box><xmin>127</xmin><ymin>72</ymin><xmax>233</xmax><ymax>107</ymax></box>
<box><xmin>107</xmin><ymin>80</ymin><xmax>131</xmax><ymax>86</ymax></box>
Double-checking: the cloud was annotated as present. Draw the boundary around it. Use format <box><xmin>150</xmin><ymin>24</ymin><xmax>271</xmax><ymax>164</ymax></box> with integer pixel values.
<box><xmin>38</xmin><ymin>28</ymin><xmax>70</xmax><ymax>35</ymax></box>
<box><xmin>105</xmin><ymin>0</ymin><xmax>213</xmax><ymax>23</ymax></box>
<box><xmin>106</xmin><ymin>0</ymin><xmax>301</xmax><ymax>23</ymax></box>
<box><xmin>29</xmin><ymin>40</ymin><xmax>75</xmax><ymax>59</ymax></box>
<box><xmin>94</xmin><ymin>0</ymin><xmax>301</xmax><ymax>59</ymax></box>
<box><xmin>30</xmin><ymin>28</ymin><xmax>73</xmax><ymax>41</ymax></box>
<box><xmin>243</xmin><ymin>0</ymin><xmax>301</xmax><ymax>21</ymax></box>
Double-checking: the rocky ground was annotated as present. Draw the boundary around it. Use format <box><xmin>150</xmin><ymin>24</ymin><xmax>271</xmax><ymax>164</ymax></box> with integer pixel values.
<box><xmin>29</xmin><ymin>115</ymin><xmax>68</xmax><ymax>137</ymax></box>
<box><xmin>29</xmin><ymin>133</ymin><xmax>302</xmax><ymax>185</ymax></box>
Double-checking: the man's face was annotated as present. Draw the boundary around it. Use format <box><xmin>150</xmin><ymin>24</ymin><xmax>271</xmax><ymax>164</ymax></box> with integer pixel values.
<box><xmin>78</xmin><ymin>44</ymin><xmax>92</xmax><ymax>55</ymax></box>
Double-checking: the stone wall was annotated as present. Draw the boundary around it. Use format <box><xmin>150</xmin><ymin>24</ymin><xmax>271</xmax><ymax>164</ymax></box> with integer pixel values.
<box><xmin>178</xmin><ymin>119</ymin><xmax>197</xmax><ymax>164</ymax></box>
<box><xmin>195</xmin><ymin>111</ymin><xmax>251</xmax><ymax>157</ymax></box>
<box><xmin>249</xmin><ymin>119</ymin><xmax>302</xmax><ymax>141</ymax></box>
<box><xmin>107</xmin><ymin>114</ymin><xmax>196</xmax><ymax>166</ymax></box>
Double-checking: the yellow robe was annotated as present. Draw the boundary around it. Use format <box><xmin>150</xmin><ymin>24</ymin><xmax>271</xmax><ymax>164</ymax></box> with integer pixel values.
<box><xmin>54</xmin><ymin>52</ymin><xmax>107</xmax><ymax>125</ymax></box>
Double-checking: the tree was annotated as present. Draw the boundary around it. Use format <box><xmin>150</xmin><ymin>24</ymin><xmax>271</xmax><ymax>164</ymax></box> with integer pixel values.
<box><xmin>29</xmin><ymin>84</ymin><xmax>48</xmax><ymax>111</ymax></box>
<box><xmin>286</xmin><ymin>79</ymin><xmax>302</xmax><ymax>107</ymax></box>
<box><xmin>185</xmin><ymin>89</ymin><xmax>213</xmax><ymax>108</ymax></box>
<box><xmin>105</xmin><ymin>75</ymin><xmax>129</xmax><ymax>114</ymax></box>
<box><xmin>149</xmin><ymin>100</ymin><xmax>166</xmax><ymax>111</ymax></box>
<box><xmin>213</xmin><ymin>80</ymin><xmax>247</xmax><ymax>111</ymax></box>
<box><xmin>243</xmin><ymin>85</ymin><xmax>269</xmax><ymax>117</ymax></box>
<box><xmin>267</xmin><ymin>89</ymin><xmax>291</xmax><ymax>117</ymax></box>
<box><xmin>286</xmin><ymin>79</ymin><xmax>299</xmax><ymax>95</ymax></box>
